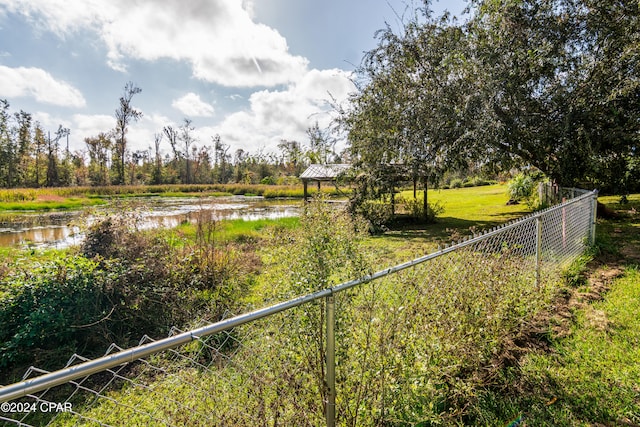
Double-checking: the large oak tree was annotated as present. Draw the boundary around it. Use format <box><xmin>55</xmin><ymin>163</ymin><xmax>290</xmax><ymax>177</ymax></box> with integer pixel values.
<box><xmin>345</xmin><ymin>0</ymin><xmax>640</xmax><ymax>197</ymax></box>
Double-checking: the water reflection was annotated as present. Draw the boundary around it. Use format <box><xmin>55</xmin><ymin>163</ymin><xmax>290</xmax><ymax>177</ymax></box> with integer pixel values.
<box><xmin>0</xmin><ymin>196</ymin><xmax>301</xmax><ymax>249</ymax></box>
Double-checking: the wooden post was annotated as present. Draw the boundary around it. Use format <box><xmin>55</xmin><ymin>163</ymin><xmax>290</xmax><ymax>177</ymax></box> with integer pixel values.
<box><xmin>391</xmin><ymin>188</ymin><xmax>395</xmax><ymax>216</ymax></box>
<box><xmin>423</xmin><ymin>177</ymin><xmax>428</xmax><ymax>221</ymax></box>
<box><xmin>303</xmin><ymin>179</ymin><xmax>308</xmax><ymax>201</ymax></box>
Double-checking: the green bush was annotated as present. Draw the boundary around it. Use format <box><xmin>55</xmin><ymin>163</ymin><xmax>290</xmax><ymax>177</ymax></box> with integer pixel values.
<box><xmin>356</xmin><ymin>200</ymin><xmax>394</xmax><ymax>233</ymax></box>
<box><xmin>260</xmin><ymin>176</ymin><xmax>275</xmax><ymax>185</ymax></box>
<box><xmin>0</xmin><ymin>257</ymin><xmax>107</xmax><ymax>374</ymax></box>
<box><xmin>0</xmin><ymin>216</ymin><xmax>249</xmax><ymax>383</ymax></box>
<box><xmin>449</xmin><ymin>178</ymin><xmax>464</xmax><ymax>188</ymax></box>
<box><xmin>398</xmin><ymin>195</ymin><xmax>445</xmax><ymax>222</ymax></box>
<box><xmin>463</xmin><ymin>176</ymin><xmax>496</xmax><ymax>187</ymax></box>
<box><xmin>507</xmin><ymin>173</ymin><xmax>536</xmax><ymax>202</ymax></box>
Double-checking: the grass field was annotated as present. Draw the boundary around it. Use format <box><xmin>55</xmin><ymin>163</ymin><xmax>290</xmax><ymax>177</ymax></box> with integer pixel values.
<box><xmin>367</xmin><ymin>184</ymin><xmax>533</xmax><ymax>263</ymax></box>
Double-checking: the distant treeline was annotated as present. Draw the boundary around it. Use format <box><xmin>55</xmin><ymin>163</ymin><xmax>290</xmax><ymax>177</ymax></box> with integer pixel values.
<box><xmin>0</xmin><ymin>98</ymin><xmax>342</xmax><ymax>189</ymax></box>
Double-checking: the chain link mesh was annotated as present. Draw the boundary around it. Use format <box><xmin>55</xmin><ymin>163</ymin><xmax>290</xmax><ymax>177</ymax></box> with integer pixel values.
<box><xmin>0</xmin><ymin>190</ymin><xmax>597</xmax><ymax>426</ymax></box>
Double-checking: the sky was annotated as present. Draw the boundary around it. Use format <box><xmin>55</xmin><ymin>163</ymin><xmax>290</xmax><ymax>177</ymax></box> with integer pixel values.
<box><xmin>0</xmin><ymin>0</ymin><xmax>468</xmax><ymax>159</ymax></box>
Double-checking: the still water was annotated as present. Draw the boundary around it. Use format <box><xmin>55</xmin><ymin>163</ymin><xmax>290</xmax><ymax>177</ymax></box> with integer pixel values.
<box><xmin>0</xmin><ymin>196</ymin><xmax>301</xmax><ymax>249</ymax></box>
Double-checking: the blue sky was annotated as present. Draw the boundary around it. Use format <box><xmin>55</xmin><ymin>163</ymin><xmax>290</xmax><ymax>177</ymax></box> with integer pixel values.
<box><xmin>0</xmin><ymin>0</ymin><xmax>468</xmax><ymax>157</ymax></box>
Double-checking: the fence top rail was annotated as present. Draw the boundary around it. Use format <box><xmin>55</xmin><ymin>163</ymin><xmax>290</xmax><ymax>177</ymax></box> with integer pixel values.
<box><xmin>0</xmin><ymin>189</ymin><xmax>598</xmax><ymax>403</ymax></box>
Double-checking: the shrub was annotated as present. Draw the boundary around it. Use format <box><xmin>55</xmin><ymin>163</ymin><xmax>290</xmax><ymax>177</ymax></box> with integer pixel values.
<box><xmin>1</xmin><ymin>214</ymin><xmax>250</xmax><ymax>382</ymax></box>
<box><xmin>0</xmin><ymin>257</ymin><xmax>108</xmax><ymax>376</ymax></box>
<box><xmin>356</xmin><ymin>200</ymin><xmax>393</xmax><ymax>233</ymax></box>
<box><xmin>267</xmin><ymin>197</ymin><xmax>369</xmax><ymax>294</ymax></box>
<box><xmin>260</xmin><ymin>176</ymin><xmax>275</xmax><ymax>185</ymax></box>
<box><xmin>449</xmin><ymin>178</ymin><xmax>464</xmax><ymax>188</ymax></box>
<box><xmin>398</xmin><ymin>195</ymin><xmax>445</xmax><ymax>222</ymax></box>
<box><xmin>507</xmin><ymin>173</ymin><xmax>536</xmax><ymax>202</ymax></box>
<box><xmin>463</xmin><ymin>176</ymin><xmax>496</xmax><ymax>187</ymax></box>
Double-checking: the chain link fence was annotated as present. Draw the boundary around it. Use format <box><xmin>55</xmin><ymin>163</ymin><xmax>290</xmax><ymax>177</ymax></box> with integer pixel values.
<box><xmin>0</xmin><ymin>189</ymin><xmax>598</xmax><ymax>426</ymax></box>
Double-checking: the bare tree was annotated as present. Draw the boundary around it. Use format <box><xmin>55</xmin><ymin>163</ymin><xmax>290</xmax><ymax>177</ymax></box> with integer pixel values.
<box><xmin>114</xmin><ymin>81</ymin><xmax>142</xmax><ymax>185</ymax></box>
<box><xmin>153</xmin><ymin>132</ymin><xmax>163</xmax><ymax>185</ymax></box>
<box><xmin>180</xmin><ymin>118</ymin><xmax>195</xmax><ymax>184</ymax></box>
<box><xmin>163</xmin><ymin>125</ymin><xmax>179</xmax><ymax>160</ymax></box>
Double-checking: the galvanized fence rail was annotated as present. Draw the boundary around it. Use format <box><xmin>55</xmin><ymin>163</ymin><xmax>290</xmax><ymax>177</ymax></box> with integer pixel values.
<box><xmin>0</xmin><ymin>189</ymin><xmax>598</xmax><ymax>426</ymax></box>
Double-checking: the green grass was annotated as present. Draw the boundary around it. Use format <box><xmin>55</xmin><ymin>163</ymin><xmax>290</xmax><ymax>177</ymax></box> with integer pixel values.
<box><xmin>598</xmin><ymin>193</ymin><xmax>640</xmax><ymax>206</ymax></box>
<box><xmin>408</xmin><ymin>184</ymin><xmax>530</xmax><ymax>224</ymax></box>
<box><xmin>172</xmin><ymin>216</ymin><xmax>300</xmax><ymax>244</ymax></box>
<box><xmin>367</xmin><ymin>184</ymin><xmax>533</xmax><ymax>264</ymax></box>
<box><xmin>469</xmin><ymin>194</ymin><xmax>640</xmax><ymax>425</ymax></box>
<box><xmin>478</xmin><ymin>267</ymin><xmax>640</xmax><ymax>426</ymax></box>
<box><xmin>0</xmin><ymin>198</ymin><xmax>105</xmax><ymax>211</ymax></box>
<box><xmin>218</xmin><ymin>217</ymin><xmax>299</xmax><ymax>241</ymax></box>
<box><xmin>5</xmin><ymin>185</ymin><xmax>635</xmax><ymax>426</ymax></box>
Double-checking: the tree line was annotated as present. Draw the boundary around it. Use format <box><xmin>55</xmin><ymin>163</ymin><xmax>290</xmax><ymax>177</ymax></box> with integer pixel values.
<box><xmin>0</xmin><ymin>84</ymin><xmax>341</xmax><ymax>189</ymax></box>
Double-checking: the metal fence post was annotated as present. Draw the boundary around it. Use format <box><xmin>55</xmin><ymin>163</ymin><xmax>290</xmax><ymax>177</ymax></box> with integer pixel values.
<box><xmin>536</xmin><ymin>215</ymin><xmax>542</xmax><ymax>287</ymax></box>
<box><xmin>590</xmin><ymin>190</ymin><xmax>598</xmax><ymax>245</ymax></box>
<box><xmin>326</xmin><ymin>294</ymin><xmax>336</xmax><ymax>427</ymax></box>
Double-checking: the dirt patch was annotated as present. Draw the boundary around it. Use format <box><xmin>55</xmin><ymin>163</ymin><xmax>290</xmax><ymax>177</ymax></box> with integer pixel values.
<box><xmin>486</xmin><ymin>224</ymin><xmax>632</xmax><ymax>381</ymax></box>
<box><xmin>620</xmin><ymin>243</ymin><xmax>640</xmax><ymax>262</ymax></box>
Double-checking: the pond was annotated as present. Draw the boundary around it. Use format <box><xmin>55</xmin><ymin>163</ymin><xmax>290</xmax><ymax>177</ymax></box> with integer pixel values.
<box><xmin>0</xmin><ymin>196</ymin><xmax>301</xmax><ymax>249</ymax></box>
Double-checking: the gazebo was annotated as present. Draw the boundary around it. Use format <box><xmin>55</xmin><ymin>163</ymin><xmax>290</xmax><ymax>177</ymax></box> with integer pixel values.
<box><xmin>299</xmin><ymin>164</ymin><xmax>351</xmax><ymax>200</ymax></box>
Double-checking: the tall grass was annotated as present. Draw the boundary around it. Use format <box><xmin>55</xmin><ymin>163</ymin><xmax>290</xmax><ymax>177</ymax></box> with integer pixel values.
<box><xmin>0</xmin><ymin>184</ymin><xmax>349</xmax><ymax>204</ymax></box>
<box><xmin>41</xmin><ymin>200</ymin><xmax>564</xmax><ymax>426</ymax></box>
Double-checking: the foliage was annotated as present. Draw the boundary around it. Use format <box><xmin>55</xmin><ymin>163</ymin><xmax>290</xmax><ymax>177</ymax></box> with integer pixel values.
<box><xmin>352</xmin><ymin>199</ymin><xmax>394</xmax><ymax>233</ymax></box>
<box><xmin>398</xmin><ymin>194</ymin><xmax>445</xmax><ymax>222</ymax></box>
<box><xmin>345</xmin><ymin>12</ymin><xmax>475</xmax><ymax>181</ymax></box>
<box><xmin>507</xmin><ymin>173</ymin><xmax>536</xmax><ymax>202</ymax></box>
<box><xmin>0</xmin><ymin>257</ymin><xmax>107</xmax><ymax>373</ymax></box>
<box><xmin>344</xmin><ymin>0</ymin><xmax>640</xmax><ymax>196</ymax></box>
<box><xmin>343</xmin><ymin>9</ymin><xmax>476</xmax><ymax>220</ymax></box>
<box><xmin>449</xmin><ymin>178</ymin><xmax>464</xmax><ymax>188</ymax></box>
<box><xmin>0</xmin><ymin>214</ymin><xmax>251</xmax><ymax>383</ymax></box>
<box><xmin>447</xmin><ymin>176</ymin><xmax>496</xmax><ymax>189</ymax></box>
<box><xmin>0</xmin><ymin>95</ymin><xmax>351</xmax><ymax>189</ymax></box>
<box><xmin>113</xmin><ymin>82</ymin><xmax>142</xmax><ymax>185</ymax></box>
<box><xmin>470</xmin><ymin>0</ymin><xmax>640</xmax><ymax>189</ymax></box>
<box><xmin>266</xmin><ymin>197</ymin><xmax>370</xmax><ymax>296</ymax></box>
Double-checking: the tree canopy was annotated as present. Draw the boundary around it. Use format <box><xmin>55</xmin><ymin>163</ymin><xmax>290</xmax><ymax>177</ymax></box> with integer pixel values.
<box><xmin>345</xmin><ymin>0</ymin><xmax>640</xmax><ymax>194</ymax></box>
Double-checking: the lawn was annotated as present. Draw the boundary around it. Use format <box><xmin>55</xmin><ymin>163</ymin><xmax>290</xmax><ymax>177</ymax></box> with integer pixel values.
<box><xmin>367</xmin><ymin>184</ymin><xmax>533</xmax><ymax>263</ymax></box>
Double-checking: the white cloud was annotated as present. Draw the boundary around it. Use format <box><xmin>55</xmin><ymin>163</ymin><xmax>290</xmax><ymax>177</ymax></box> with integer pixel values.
<box><xmin>172</xmin><ymin>93</ymin><xmax>215</xmax><ymax>117</ymax></box>
<box><xmin>2</xmin><ymin>0</ymin><xmax>309</xmax><ymax>87</ymax></box>
<box><xmin>213</xmin><ymin>68</ymin><xmax>355</xmax><ymax>153</ymax></box>
<box><xmin>33</xmin><ymin>111</ymin><xmax>71</xmax><ymax>130</ymax></box>
<box><xmin>72</xmin><ymin>113</ymin><xmax>113</xmax><ymax>136</ymax></box>
<box><xmin>0</xmin><ymin>65</ymin><xmax>86</xmax><ymax>107</ymax></box>
<box><xmin>21</xmin><ymin>69</ymin><xmax>355</xmax><ymax>157</ymax></box>
<box><xmin>69</xmin><ymin>112</ymin><xmax>173</xmax><ymax>153</ymax></box>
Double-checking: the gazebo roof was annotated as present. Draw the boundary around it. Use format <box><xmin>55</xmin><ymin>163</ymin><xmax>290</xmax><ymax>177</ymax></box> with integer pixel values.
<box><xmin>299</xmin><ymin>164</ymin><xmax>351</xmax><ymax>180</ymax></box>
